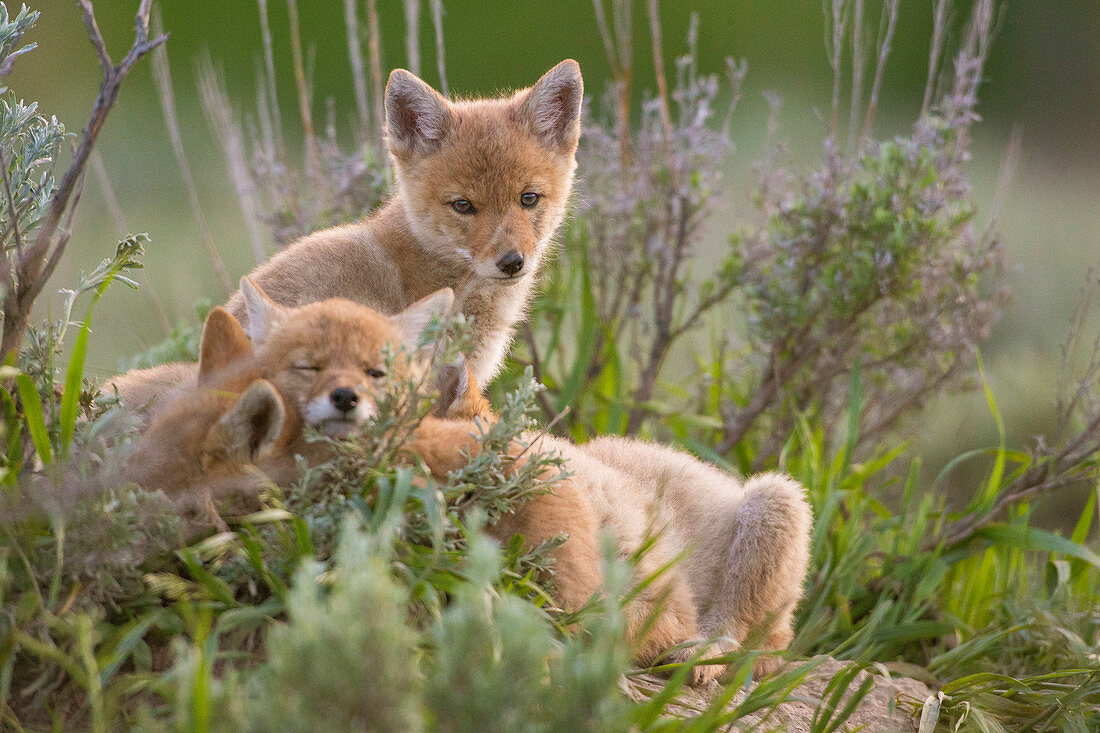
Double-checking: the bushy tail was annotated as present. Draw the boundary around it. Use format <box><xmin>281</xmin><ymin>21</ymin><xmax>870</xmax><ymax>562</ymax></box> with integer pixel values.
<box><xmin>698</xmin><ymin>472</ymin><xmax>812</xmax><ymax>652</ymax></box>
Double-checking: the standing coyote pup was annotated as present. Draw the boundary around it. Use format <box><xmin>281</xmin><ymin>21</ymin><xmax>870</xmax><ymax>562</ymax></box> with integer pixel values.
<box><xmin>108</xmin><ymin>60</ymin><xmax>583</xmax><ymax>410</ymax></box>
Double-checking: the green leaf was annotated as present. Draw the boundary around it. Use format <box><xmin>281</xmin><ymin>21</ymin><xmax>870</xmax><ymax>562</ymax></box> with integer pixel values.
<box><xmin>972</xmin><ymin>524</ymin><xmax>1100</xmax><ymax>569</ymax></box>
<box><xmin>557</xmin><ymin>245</ymin><xmax>598</xmax><ymax>413</ymax></box>
<box><xmin>976</xmin><ymin>351</ymin><xmax>1006</xmax><ymax>505</ymax></box>
<box><xmin>58</xmin><ymin>305</ymin><xmax>93</xmax><ymax>457</ymax></box>
<box><xmin>13</xmin><ymin>374</ymin><xmax>50</xmax><ymax>465</ymax></box>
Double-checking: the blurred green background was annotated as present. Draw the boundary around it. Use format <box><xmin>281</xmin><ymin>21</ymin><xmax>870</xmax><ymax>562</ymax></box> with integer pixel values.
<box><xmin>9</xmin><ymin>1</ymin><xmax>1100</xmax><ymax>519</ymax></box>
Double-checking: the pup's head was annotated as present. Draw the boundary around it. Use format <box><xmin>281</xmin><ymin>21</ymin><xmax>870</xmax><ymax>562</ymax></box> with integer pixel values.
<box><xmin>385</xmin><ymin>60</ymin><xmax>583</xmax><ymax>285</ymax></box>
<box><xmin>240</xmin><ymin>278</ymin><xmax>455</xmax><ymax>438</ymax></box>
<box><xmin>126</xmin><ymin>308</ymin><xmax>293</xmax><ymax>512</ymax></box>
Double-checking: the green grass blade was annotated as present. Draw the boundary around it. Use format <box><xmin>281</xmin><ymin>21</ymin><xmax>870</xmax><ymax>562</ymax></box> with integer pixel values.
<box><xmin>58</xmin><ymin>306</ymin><xmax>94</xmax><ymax>457</ymax></box>
<box><xmin>14</xmin><ymin>374</ymin><xmax>51</xmax><ymax>465</ymax></box>
<box><xmin>976</xmin><ymin>351</ymin><xmax>1006</xmax><ymax>505</ymax></box>
<box><xmin>973</xmin><ymin>524</ymin><xmax>1100</xmax><ymax>569</ymax></box>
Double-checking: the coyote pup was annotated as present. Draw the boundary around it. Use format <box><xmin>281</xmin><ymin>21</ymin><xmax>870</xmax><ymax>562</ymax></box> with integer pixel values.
<box><xmin>108</xmin><ymin>60</ymin><xmax>583</xmax><ymax>410</ymax></box>
<box><xmin>126</xmin><ymin>281</ymin><xmax>602</xmax><ymax>611</ymax></box>
<box><xmin>129</xmin><ymin>285</ymin><xmax>811</xmax><ymax>685</ymax></box>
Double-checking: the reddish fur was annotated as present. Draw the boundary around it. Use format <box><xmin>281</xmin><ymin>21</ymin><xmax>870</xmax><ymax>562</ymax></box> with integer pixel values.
<box><xmin>129</xmin><ymin>292</ymin><xmax>811</xmax><ymax>685</ymax></box>
<box><xmin>105</xmin><ymin>61</ymin><xmax>583</xmax><ymax>413</ymax></box>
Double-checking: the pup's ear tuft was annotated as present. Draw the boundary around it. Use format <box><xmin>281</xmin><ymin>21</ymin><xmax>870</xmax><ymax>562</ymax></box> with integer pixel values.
<box><xmin>518</xmin><ymin>59</ymin><xmax>583</xmax><ymax>153</ymax></box>
<box><xmin>390</xmin><ymin>287</ymin><xmax>455</xmax><ymax>352</ymax></box>
<box><xmin>204</xmin><ymin>379</ymin><xmax>286</xmax><ymax>464</ymax></box>
<box><xmin>199</xmin><ymin>308</ymin><xmax>253</xmax><ymax>382</ymax></box>
<box><xmin>385</xmin><ymin>69</ymin><xmax>453</xmax><ymax>159</ymax></box>
<box><xmin>239</xmin><ymin>277</ymin><xmax>288</xmax><ymax>346</ymax></box>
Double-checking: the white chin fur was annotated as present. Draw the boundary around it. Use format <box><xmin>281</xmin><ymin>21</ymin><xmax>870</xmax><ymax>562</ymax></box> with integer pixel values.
<box><xmin>474</xmin><ymin>260</ymin><xmax>532</xmax><ymax>283</ymax></box>
<box><xmin>304</xmin><ymin>395</ymin><xmax>375</xmax><ymax>437</ymax></box>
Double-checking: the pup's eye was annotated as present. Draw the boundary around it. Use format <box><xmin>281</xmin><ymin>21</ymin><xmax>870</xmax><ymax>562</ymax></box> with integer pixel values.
<box><xmin>450</xmin><ymin>199</ymin><xmax>474</xmax><ymax>214</ymax></box>
<box><xmin>365</xmin><ymin>367</ymin><xmax>386</xmax><ymax>379</ymax></box>
<box><xmin>520</xmin><ymin>192</ymin><xmax>540</xmax><ymax>208</ymax></box>
<box><xmin>293</xmin><ymin>363</ymin><xmax>320</xmax><ymax>372</ymax></box>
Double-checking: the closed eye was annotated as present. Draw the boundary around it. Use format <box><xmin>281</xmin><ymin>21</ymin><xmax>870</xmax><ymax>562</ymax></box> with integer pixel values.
<box><xmin>293</xmin><ymin>363</ymin><xmax>321</xmax><ymax>372</ymax></box>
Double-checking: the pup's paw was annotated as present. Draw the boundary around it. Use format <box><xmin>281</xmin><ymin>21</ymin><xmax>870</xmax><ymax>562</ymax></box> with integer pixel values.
<box><xmin>659</xmin><ymin>644</ymin><xmax>726</xmax><ymax>687</ymax></box>
<box><xmin>751</xmin><ymin>652</ymin><xmax>785</xmax><ymax>678</ymax></box>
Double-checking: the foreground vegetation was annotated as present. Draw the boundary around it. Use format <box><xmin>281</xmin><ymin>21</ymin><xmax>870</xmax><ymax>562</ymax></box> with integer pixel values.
<box><xmin>0</xmin><ymin>1</ymin><xmax>1096</xmax><ymax>730</ymax></box>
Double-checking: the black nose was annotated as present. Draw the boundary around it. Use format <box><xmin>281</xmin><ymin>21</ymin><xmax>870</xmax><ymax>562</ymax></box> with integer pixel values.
<box><xmin>330</xmin><ymin>387</ymin><xmax>358</xmax><ymax>413</ymax></box>
<box><xmin>496</xmin><ymin>250</ymin><xmax>525</xmax><ymax>276</ymax></box>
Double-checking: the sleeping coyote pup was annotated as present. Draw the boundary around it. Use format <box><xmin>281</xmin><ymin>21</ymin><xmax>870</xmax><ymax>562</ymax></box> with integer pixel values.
<box><xmin>127</xmin><ymin>283</ymin><xmax>811</xmax><ymax>685</ymax></box>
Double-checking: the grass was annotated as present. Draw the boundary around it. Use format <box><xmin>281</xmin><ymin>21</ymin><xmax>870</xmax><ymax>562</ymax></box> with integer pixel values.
<box><xmin>0</xmin><ymin>1</ymin><xmax>1098</xmax><ymax>730</ymax></box>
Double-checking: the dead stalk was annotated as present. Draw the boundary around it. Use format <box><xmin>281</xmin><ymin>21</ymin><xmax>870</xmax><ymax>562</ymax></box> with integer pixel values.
<box><xmin>343</xmin><ymin>0</ymin><xmax>372</xmax><ymax>141</ymax></box>
<box><xmin>859</xmin><ymin>0</ymin><xmax>898</xmax><ymax>146</ymax></box>
<box><xmin>403</xmin><ymin>0</ymin><xmax>421</xmax><ymax>77</ymax></box>
<box><xmin>197</xmin><ymin>57</ymin><xmax>268</xmax><ymax>264</ymax></box>
<box><xmin>151</xmin><ymin>9</ymin><xmax>232</xmax><ymax>295</ymax></box>
<box><xmin>429</xmin><ymin>0</ymin><xmax>448</xmax><ymax>96</ymax></box>
<box><xmin>846</xmin><ymin>0</ymin><xmax>865</xmax><ymax>153</ymax></box>
<box><xmin>285</xmin><ymin>0</ymin><xmax>319</xmax><ymax>179</ymax></box>
<box><xmin>255</xmin><ymin>0</ymin><xmax>285</xmax><ymax>156</ymax></box>
<box><xmin>366</xmin><ymin>0</ymin><xmax>387</xmax><ymax>164</ymax></box>
<box><xmin>1</xmin><ymin>0</ymin><xmax>165</xmax><ymax>361</ymax></box>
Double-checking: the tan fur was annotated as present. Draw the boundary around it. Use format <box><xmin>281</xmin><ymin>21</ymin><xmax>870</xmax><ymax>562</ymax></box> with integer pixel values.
<box><xmin>106</xmin><ymin>60</ymin><xmax>583</xmax><ymax>412</ymax></box>
<box><xmin>101</xmin><ymin>361</ymin><xmax>197</xmax><ymax>413</ymax></box>
<box><xmin>577</xmin><ymin>437</ymin><xmax>812</xmax><ymax>682</ymax></box>
<box><xmin>128</xmin><ymin>290</ymin><xmax>811</xmax><ymax>685</ymax></box>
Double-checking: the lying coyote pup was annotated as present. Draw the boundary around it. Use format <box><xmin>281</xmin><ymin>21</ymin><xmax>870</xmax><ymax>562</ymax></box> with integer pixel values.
<box><xmin>109</xmin><ymin>59</ymin><xmax>584</xmax><ymax>411</ymax></box>
<box><xmin>126</xmin><ymin>279</ymin><xmax>604</xmax><ymax>616</ymax></box>
<box><xmin>128</xmin><ymin>283</ymin><xmax>811</xmax><ymax>685</ymax></box>
<box><xmin>442</xmin><ymin>368</ymin><xmax>813</xmax><ymax>683</ymax></box>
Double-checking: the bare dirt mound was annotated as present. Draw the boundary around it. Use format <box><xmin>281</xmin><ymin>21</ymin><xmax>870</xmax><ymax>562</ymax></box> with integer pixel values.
<box><xmin>626</xmin><ymin>656</ymin><xmax>933</xmax><ymax>732</ymax></box>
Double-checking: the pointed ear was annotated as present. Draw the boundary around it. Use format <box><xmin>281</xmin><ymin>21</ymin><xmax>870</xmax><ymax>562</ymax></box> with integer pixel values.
<box><xmin>239</xmin><ymin>277</ymin><xmax>288</xmax><ymax>346</ymax></box>
<box><xmin>204</xmin><ymin>379</ymin><xmax>286</xmax><ymax>464</ymax></box>
<box><xmin>385</xmin><ymin>68</ymin><xmax>453</xmax><ymax>159</ymax></box>
<box><xmin>389</xmin><ymin>287</ymin><xmax>455</xmax><ymax>352</ymax></box>
<box><xmin>518</xmin><ymin>59</ymin><xmax>583</xmax><ymax>153</ymax></box>
<box><xmin>199</xmin><ymin>308</ymin><xmax>253</xmax><ymax>382</ymax></box>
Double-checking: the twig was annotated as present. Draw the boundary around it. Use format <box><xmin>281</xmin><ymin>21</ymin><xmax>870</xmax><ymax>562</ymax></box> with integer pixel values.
<box><xmin>825</xmin><ymin>0</ymin><xmax>851</xmax><ymax>141</ymax></box>
<box><xmin>846</xmin><ymin>0</ymin><xmax>865</xmax><ymax>153</ymax></box>
<box><xmin>89</xmin><ymin>150</ymin><xmax>127</xmax><ymax>237</ymax></box>
<box><xmin>520</xmin><ymin>322</ymin><xmax>559</xmax><ymax>425</ymax></box>
<box><xmin>513</xmin><ymin>406</ymin><xmax>571</xmax><ymax>462</ymax></box>
<box><xmin>0</xmin><ymin>43</ymin><xmax>36</xmax><ymax>78</ymax></box>
<box><xmin>78</xmin><ymin>1</ymin><xmax>113</xmax><ymax>74</ymax></box>
<box><xmin>429</xmin><ymin>0</ymin><xmax>448</xmax><ymax>96</ymax></box>
<box><xmin>859</xmin><ymin>0</ymin><xmax>898</xmax><ymax>146</ymax></box>
<box><xmin>343</xmin><ymin>0</ymin><xmax>372</xmax><ymax>142</ymax></box>
<box><xmin>255</xmin><ymin>0</ymin><xmax>285</xmax><ymax>155</ymax></box>
<box><xmin>403</xmin><ymin>0</ymin><xmax>421</xmax><ymax>77</ymax></box>
<box><xmin>151</xmin><ymin>9</ymin><xmax>232</xmax><ymax>295</ymax></box>
<box><xmin>592</xmin><ymin>0</ymin><xmax>634</xmax><ymax>167</ymax></box>
<box><xmin>197</xmin><ymin>56</ymin><xmax>268</xmax><ymax>264</ymax></box>
<box><xmin>0</xmin><ymin>146</ymin><xmax>24</xmax><ymax>259</ymax></box>
<box><xmin>646</xmin><ymin>0</ymin><xmax>673</xmax><ymax>150</ymax></box>
<box><xmin>921</xmin><ymin>0</ymin><xmax>951</xmax><ymax>117</ymax></box>
<box><xmin>932</xmin><ymin>419</ymin><xmax>1100</xmax><ymax>550</ymax></box>
<box><xmin>366</xmin><ymin>0</ymin><xmax>386</xmax><ymax>164</ymax></box>
<box><xmin>2</xmin><ymin>0</ymin><xmax>166</xmax><ymax>360</ymax></box>
<box><xmin>285</xmin><ymin>0</ymin><xmax>319</xmax><ymax>179</ymax></box>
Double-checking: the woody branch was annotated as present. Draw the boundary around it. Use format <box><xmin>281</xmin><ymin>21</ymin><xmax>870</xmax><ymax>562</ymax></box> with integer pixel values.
<box><xmin>0</xmin><ymin>0</ymin><xmax>166</xmax><ymax>362</ymax></box>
